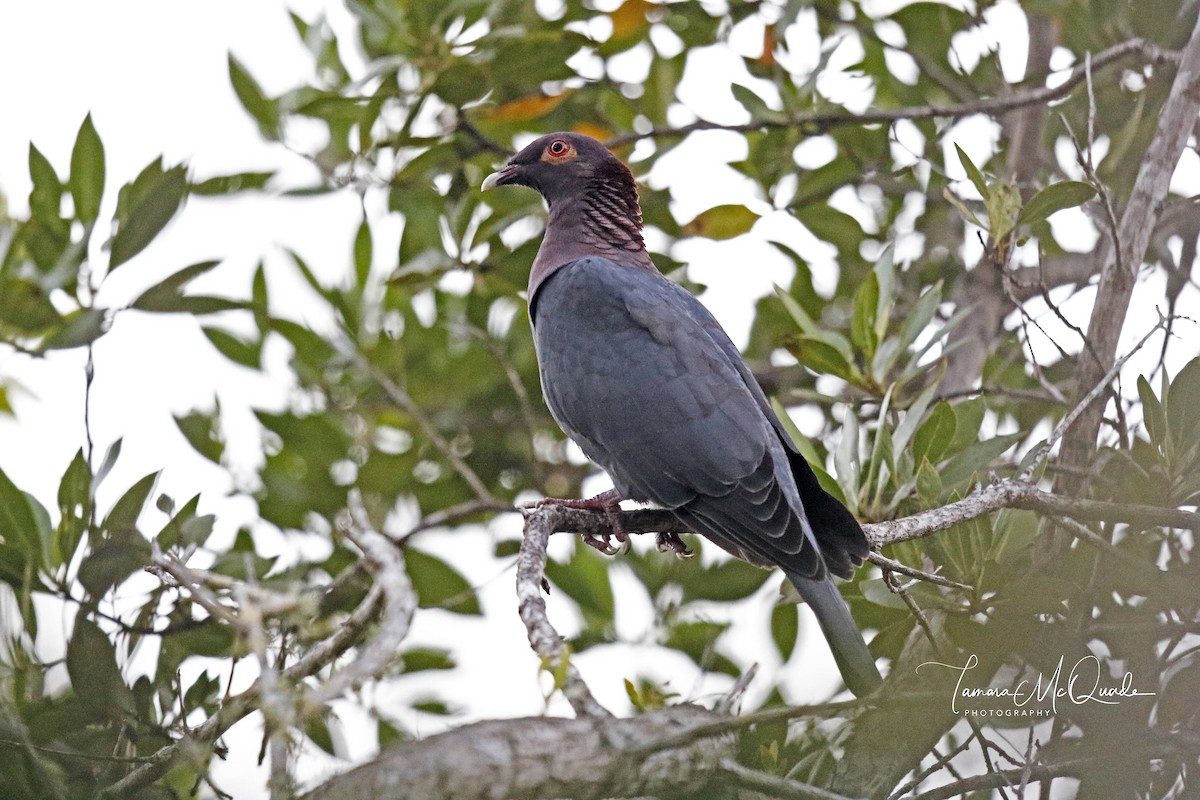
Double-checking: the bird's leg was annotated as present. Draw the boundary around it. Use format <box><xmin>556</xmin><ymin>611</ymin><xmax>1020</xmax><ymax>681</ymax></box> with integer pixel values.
<box><xmin>536</xmin><ymin>488</ymin><xmax>627</xmax><ymax>555</ymax></box>
<box><xmin>655</xmin><ymin>531</ymin><xmax>694</xmax><ymax>559</ymax></box>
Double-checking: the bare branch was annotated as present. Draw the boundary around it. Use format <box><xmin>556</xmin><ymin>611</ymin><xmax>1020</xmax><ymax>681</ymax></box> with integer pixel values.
<box><xmin>867</xmin><ymin>552</ymin><xmax>973</xmax><ymax>592</ymax></box>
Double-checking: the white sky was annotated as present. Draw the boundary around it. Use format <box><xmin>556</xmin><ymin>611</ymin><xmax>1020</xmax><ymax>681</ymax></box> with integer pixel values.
<box><xmin>0</xmin><ymin>1</ymin><xmax>1197</xmax><ymax>797</ymax></box>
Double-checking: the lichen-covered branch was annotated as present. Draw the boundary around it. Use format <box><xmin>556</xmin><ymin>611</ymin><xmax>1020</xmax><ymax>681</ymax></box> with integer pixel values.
<box><xmin>300</xmin><ymin>705</ymin><xmax>732</xmax><ymax>800</ymax></box>
<box><xmin>528</xmin><ymin>479</ymin><xmax>1198</xmax><ymax>554</ymax></box>
<box><xmin>517</xmin><ymin>506</ymin><xmax>612</xmax><ymax>719</ymax></box>
<box><xmin>306</xmin><ymin>491</ymin><xmax>417</xmax><ymax>707</ymax></box>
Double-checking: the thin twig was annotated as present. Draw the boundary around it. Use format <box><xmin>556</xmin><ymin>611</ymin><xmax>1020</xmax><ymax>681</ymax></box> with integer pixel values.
<box><xmin>1021</xmin><ymin>314</ymin><xmax>1173</xmax><ymax>482</ymax></box>
<box><xmin>358</xmin><ymin>354</ymin><xmax>500</xmax><ymax>505</ymax></box>
<box><xmin>719</xmin><ymin>758</ymin><xmax>859</xmax><ymax>800</ymax></box>
<box><xmin>868</xmin><ymin>552</ymin><xmax>973</xmax><ymax>592</ymax></box>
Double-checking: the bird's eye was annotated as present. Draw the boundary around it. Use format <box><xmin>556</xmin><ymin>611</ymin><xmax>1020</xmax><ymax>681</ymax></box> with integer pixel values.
<box><xmin>548</xmin><ymin>139</ymin><xmax>569</xmax><ymax>156</ymax></box>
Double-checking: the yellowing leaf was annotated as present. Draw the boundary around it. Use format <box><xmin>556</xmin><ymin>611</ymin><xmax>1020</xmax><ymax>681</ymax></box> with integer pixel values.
<box><xmin>571</xmin><ymin>123</ymin><xmax>614</xmax><ymax>143</ymax></box>
<box><xmin>681</xmin><ymin>204</ymin><xmax>758</xmax><ymax>240</ymax></box>
<box><xmin>485</xmin><ymin>91</ymin><xmax>572</xmax><ymax>122</ymax></box>
<box><xmin>760</xmin><ymin>25</ymin><xmax>777</xmax><ymax>66</ymax></box>
<box><xmin>610</xmin><ymin>0</ymin><xmax>653</xmax><ymax>40</ymax></box>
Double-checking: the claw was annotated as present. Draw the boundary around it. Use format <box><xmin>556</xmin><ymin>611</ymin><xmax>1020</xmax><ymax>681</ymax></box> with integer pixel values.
<box><xmin>583</xmin><ymin>533</ymin><xmax>621</xmax><ymax>555</ymax></box>
<box><xmin>656</xmin><ymin>531</ymin><xmax>694</xmax><ymax>558</ymax></box>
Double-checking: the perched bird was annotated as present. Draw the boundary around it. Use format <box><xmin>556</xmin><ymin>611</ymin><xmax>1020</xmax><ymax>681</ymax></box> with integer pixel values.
<box><xmin>482</xmin><ymin>132</ymin><xmax>883</xmax><ymax>697</ymax></box>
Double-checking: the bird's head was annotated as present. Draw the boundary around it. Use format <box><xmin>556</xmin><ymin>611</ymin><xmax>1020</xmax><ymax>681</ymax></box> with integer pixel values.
<box><xmin>481</xmin><ymin>132</ymin><xmax>638</xmax><ymax>213</ymax></box>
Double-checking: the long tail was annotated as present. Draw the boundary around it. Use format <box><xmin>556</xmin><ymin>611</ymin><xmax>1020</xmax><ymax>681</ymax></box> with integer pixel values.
<box><xmin>786</xmin><ymin>570</ymin><xmax>883</xmax><ymax>697</ymax></box>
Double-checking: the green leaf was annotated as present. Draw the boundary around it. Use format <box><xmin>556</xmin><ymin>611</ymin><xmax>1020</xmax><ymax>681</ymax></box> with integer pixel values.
<box><xmin>1015</xmin><ymin>181</ymin><xmax>1096</xmax><ymax>228</ymax></box>
<box><xmin>913</xmin><ymin>401</ymin><xmax>957</xmax><ymax>464</ymax></box>
<box><xmin>1165</xmin><ymin>358</ymin><xmax>1200</xmax><ymax>444</ymax></box>
<box><xmin>109</xmin><ymin>164</ymin><xmax>188</xmax><ymax>270</ymax></box>
<box><xmin>679</xmin><ymin>557</ymin><xmax>771</xmax><ymax>603</ymax></box>
<box><xmin>66</xmin><ymin>616</ymin><xmax>134</xmax><ymax>720</ymax></box>
<box><xmin>1137</xmin><ymin>375</ymin><xmax>1166</xmax><ymax>445</ymax></box>
<box><xmin>942</xmin><ymin>186</ymin><xmax>984</xmax><ymax>228</ymax></box>
<box><xmin>228</xmin><ymin>54</ymin><xmax>280</xmax><ymax>137</ymax></box>
<box><xmin>401</xmin><ymin>647</ymin><xmax>455</xmax><ymax>673</ymax></box>
<box><xmin>940</xmin><ymin>433</ymin><xmax>1023</xmax><ymax>487</ymax></box>
<box><xmin>0</xmin><ymin>465</ymin><xmax>40</xmax><ymax>562</ymax></box>
<box><xmin>131</xmin><ymin>260</ymin><xmax>221</xmax><ymax>311</ymax></box>
<box><xmin>175</xmin><ymin>408</ymin><xmax>224</xmax><ymax>464</ymax></box>
<box><xmin>203</xmin><ymin>327</ymin><xmax>261</xmax><ymax>369</ymax></box>
<box><xmin>786</xmin><ymin>335</ymin><xmax>854</xmax><ymax>381</ymax></box>
<box><xmin>872</xmin><ymin>245</ymin><xmax>895</xmax><ymax>342</ymax></box>
<box><xmin>102</xmin><ymin>471</ymin><xmax>159</xmax><ymax>536</ymax></box>
<box><xmin>544</xmin><ymin>544</ymin><xmax>614</xmax><ymax>619</ymax></box>
<box><xmin>354</xmin><ymin>217</ymin><xmax>372</xmax><ymax>289</ymax></box>
<box><xmin>664</xmin><ymin>620</ymin><xmax>733</xmax><ymax>673</ymax></box>
<box><xmin>681</xmin><ymin>204</ymin><xmax>759</xmax><ymax>240</ymax></box>
<box><xmin>0</xmin><ymin>278</ymin><xmax>61</xmax><ymax>333</ymax></box>
<box><xmin>54</xmin><ymin>449</ymin><xmax>91</xmax><ymax>568</ymax></box>
<box><xmin>954</xmin><ymin>144</ymin><xmax>989</xmax><ymax>199</ymax></box>
<box><xmin>28</xmin><ymin>142</ymin><xmax>64</xmax><ymax>223</ymax></box>
<box><xmin>405</xmin><ymin>548</ymin><xmax>480</xmax><ymax>615</ymax></box>
<box><xmin>305</xmin><ymin>713</ymin><xmax>337</xmax><ymax>755</ymax></box>
<box><xmin>40</xmin><ymin>307</ymin><xmax>108</xmax><ymax>351</ymax></box>
<box><xmin>896</xmin><ymin>281</ymin><xmax>942</xmax><ymax>354</ymax></box>
<box><xmin>190</xmin><ymin>171</ymin><xmax>273</xmax><ymax>195</ymax></box>
<box><xmin>771</xmin><ymin>601</ymin><xmax>798</xmax><ymax>661</ymax></box>
<box><xmin>69</xmin><ymin>114</ymin><xmax>105</xmax><ymax>222</ymax></box>
<box><xmin>851</xmin><ymin>271</ymin><xmax>880</xmax><ymax>360</ymax></box>
<box><xmin>730</xmin><ymin>83</ymin><xmax>785</xmax><ymax>122</ymax></box>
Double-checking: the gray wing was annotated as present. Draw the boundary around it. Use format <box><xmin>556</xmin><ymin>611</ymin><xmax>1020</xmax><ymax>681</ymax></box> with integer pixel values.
<box><xmin>531</xmin><ymin>257</ymin><xmax>824</xmax><ymax>578</ymax></box>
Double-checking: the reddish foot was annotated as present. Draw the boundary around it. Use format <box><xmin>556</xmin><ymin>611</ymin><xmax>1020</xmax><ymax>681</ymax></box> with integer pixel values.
<box><xmin>537</xmin><ymin>488</ymin><xmax>627</xmax><ymax>555</ymax></box>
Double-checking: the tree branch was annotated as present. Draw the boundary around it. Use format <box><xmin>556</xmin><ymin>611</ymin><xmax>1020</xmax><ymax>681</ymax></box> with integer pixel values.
<box><xmin>606</xmin><ymin>38</ymin><xmax>1176</xmax><ymax>147</ymax></box>
<box><xmin>1052</xmin><ymin>14</ymin><xmax>1200</xmax><ymax>522</ymax></box>
<box><xmin>517</xmin><ymin>506</ymin><xmax>612</xmax><ymax>718</ymax></box>
<box><xmin>300</xmin><ymin>705</ymin><xmax>732</xmax><ymax>800</ymax></box>
<box><xmin>527</xmin><ymin>479</ymin><xmax>1198</xmax><ymax>555</ymax></box>
<box><xmin>719</xmin><ymin>758</ymin><xmax>861</xmax><ymax>800</ymax></box>
<box><xmin>98</xmin><ymin>568</ymin><xmax>387</xmax><ymax>798</ymax></box>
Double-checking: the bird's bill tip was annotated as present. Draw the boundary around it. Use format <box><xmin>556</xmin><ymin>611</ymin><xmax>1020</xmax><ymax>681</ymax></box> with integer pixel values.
<box><xmin>481</xmin><ymin>166</ymin><xmax>515</xmax><ymax>191</ymax></box>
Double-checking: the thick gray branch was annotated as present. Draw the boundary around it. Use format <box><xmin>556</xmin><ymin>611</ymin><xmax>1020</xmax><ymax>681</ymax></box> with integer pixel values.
<box><xmin>1053</xmin><ymin>15</ymin><xmax>1200</xmax><ymax>511</ymax></box>
<box><xmin>301</xmin><ymin>705</ymin><xmax>732</xmax><ymax>800</ymax></box>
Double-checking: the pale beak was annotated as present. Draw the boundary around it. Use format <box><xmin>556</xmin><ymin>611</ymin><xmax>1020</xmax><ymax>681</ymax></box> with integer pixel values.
<box><xmin>481</xmin><ymin>165</ymin><xmax>518</xmax><ymax>191</ymax></box>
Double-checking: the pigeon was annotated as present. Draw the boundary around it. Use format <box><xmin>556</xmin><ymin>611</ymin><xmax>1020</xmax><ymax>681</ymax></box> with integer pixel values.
<box><xmin>482</xmin><ymin>132</ymin><xmax>883</xmax><ymax>697</ymax></box>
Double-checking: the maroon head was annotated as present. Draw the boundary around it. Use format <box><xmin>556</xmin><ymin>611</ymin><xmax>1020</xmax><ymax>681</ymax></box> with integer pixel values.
<box><xmin>481</xmin><ymin>132</ymin><xmax>640</xmax><ymax>220</ymax></box>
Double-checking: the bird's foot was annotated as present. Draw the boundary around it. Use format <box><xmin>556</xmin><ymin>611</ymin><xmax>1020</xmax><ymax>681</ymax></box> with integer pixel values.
<box><xmin>656</xmin><ymin>531</ymin><xmax>694</xmax><ymax>559</ymax></box>
<box><xmin>536</xmin><ymin>489</ymin><xmax>628</xmax><ymax>556</ymax></box>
